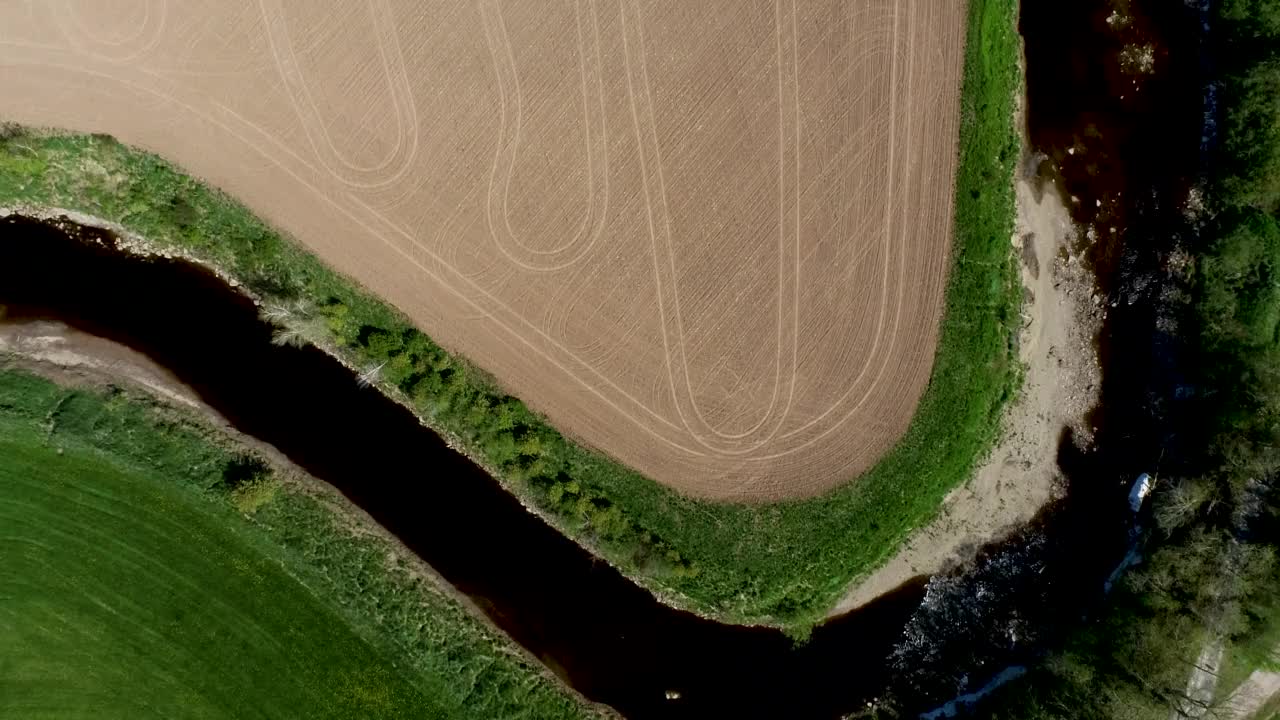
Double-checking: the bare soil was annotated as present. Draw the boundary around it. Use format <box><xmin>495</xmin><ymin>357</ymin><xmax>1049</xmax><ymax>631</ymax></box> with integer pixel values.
<box><xmin>0</xmin><ymin>319</ymin><xmax>211</xmax><ymax>411</ymax></box>
<box><xmin>828</xmin><ymin>166</ymin><xmax>1103</xmax><ymax>615</ymax></box>
<box><xmin>0</xmin><ymin>0</ymin><xmax>967</xmax><ymax>499</ymax></box>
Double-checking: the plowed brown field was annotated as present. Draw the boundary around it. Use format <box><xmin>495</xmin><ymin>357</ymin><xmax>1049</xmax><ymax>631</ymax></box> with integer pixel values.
<box><xmin>0</xmin><ymin>0</ymin><xmax>966</xmax><ymax>500</ymax></box>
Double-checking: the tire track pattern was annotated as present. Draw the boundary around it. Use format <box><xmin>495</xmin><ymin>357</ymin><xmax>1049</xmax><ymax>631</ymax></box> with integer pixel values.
<box><xmin>0</xmin><ymin>0</ymin><xmax>968</xmax><ymax>500</ymax></box>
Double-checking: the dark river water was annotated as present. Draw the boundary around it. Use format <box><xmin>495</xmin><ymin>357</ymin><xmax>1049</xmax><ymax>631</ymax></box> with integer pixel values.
<box><xmin>0</xmin><ymin>0</ymin><xmax>1209</xmax><ymax>716</ymax></box>
<box><xmin>0</xmin><ymin>215</ymin><xmax>925</xmax><ymax>719</ymax></box>
<box><xmin>1023</xmin><ymin>0</ymin><xmax>1203</xmax><ymax>472</ymax></box>
<box><xmin>881</xmin><ymin>0</ymin><xmax>1206</xmax><ymax>710</ymax></box>
<box><xmin>891</xmin><ymin>0</ymin><xmax>1209</xmax><ymax>710</ymax></box>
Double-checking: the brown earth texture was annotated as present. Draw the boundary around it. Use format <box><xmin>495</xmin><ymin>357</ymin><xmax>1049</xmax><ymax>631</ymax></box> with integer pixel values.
<box><xmin>0</xmin><ymin>0</ymin><xmax>967</xmax><ymax>500</ymax></box>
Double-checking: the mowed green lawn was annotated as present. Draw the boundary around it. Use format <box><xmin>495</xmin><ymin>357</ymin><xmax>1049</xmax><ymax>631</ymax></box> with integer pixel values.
<box><xmin>0</xmin><ymin>422</ymin><xmax>443</xmax><ymax>719</ymax></box>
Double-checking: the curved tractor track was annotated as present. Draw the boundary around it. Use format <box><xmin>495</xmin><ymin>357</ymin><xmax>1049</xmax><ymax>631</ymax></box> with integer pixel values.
<box><xmin>0</xmin><ymin>0</ymin><xmax>966</xmax><ymax>499</ymax></box>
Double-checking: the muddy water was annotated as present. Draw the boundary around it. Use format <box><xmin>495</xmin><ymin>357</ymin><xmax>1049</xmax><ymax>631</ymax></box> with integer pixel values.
<box><xmin>0</xmin><ymin>214</ymin><xmax>927</xmax><ymax>719</ymax></box>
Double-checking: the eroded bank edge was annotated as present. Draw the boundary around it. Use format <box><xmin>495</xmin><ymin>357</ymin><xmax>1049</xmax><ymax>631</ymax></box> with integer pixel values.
<box><xmin>828</xmin><ymin>10</ymin><xmax>1103</xmax><ymax>617</ymax></box>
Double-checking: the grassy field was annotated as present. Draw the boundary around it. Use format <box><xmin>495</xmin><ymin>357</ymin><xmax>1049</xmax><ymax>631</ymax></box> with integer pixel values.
<box><xmin>0</xmin><ymin>0</ymin><xmax>1021</xmax><ymax>628</ymax></box>
<box><xmin>0</xmin><ymin>367</ymin><xmax>600</xmax><ymax>719</ymax></box>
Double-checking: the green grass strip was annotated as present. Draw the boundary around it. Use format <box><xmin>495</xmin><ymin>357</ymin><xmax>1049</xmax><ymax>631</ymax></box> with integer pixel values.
<box><xmin>0</xmin><ymin>367</ymin><xmax>600</xmax><ymax>719</ymax></box>
<box><xmin>0</xmin><ymin>0</ymin><xmax>1020</xmax><ymax>629</ymax></box>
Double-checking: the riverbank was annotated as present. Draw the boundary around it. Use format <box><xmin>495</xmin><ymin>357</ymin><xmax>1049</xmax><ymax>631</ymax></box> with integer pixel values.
<box><xmin>965</xmin><ymin>0</ymin><xmax>1280</xmax><ymax>715</ymax></box>
<box><xmin>0</xmin><ymin>212</ymin><xmax>936</xmax><ymax>718</ymax></box>
<box><xmin>0</xmin><ymin>0</ymin><xmax>1022</xmax><ymax>630</ymax></box>
<box><xmin>829</xmin><ymin>164</ymin><xmax>1101</xmax><ymax>616</ymax></box>
<box><xmin>0</xmin><ymin>316</ymin><xmax>562</xmax><ymax>639</ymax></box>
<box><xmin>0</xmin><ymin>359</ymin><xmax>607</xmax><ymax>719</ymax></box>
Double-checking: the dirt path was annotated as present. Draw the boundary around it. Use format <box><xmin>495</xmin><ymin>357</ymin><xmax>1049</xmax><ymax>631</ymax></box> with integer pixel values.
<box><xmin>1219</xmin><ymin>643</ymin><xmax>1280</xmax><ymax>720</ymax></box>
<box><xmin>1174</xmin><ymin>639</ymin><xmax>1226</xmax><ymax>720</ymax></box>
<box><xmin>1223</xmin><ymin>668</ymin><xmax>1280</xmax><ymax>720</ymax></box>
<box><xmin>828</xmin><ymin>165</ymin><xmax>1103</xmax><ymax>616</ymax></box>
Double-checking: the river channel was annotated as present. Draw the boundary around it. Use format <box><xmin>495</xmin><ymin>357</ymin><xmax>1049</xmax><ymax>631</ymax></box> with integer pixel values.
<box><xmin>0</xmin><ymin>214</ymin><xmax>924</xmax><ymax>718</ymax></box>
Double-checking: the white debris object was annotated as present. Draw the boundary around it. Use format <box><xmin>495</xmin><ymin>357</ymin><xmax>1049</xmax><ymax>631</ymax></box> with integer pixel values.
<box><xmin>1129</xmin><ymin>473</ymin><xmax>1153</xmax><ymax>512</ymax></box>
